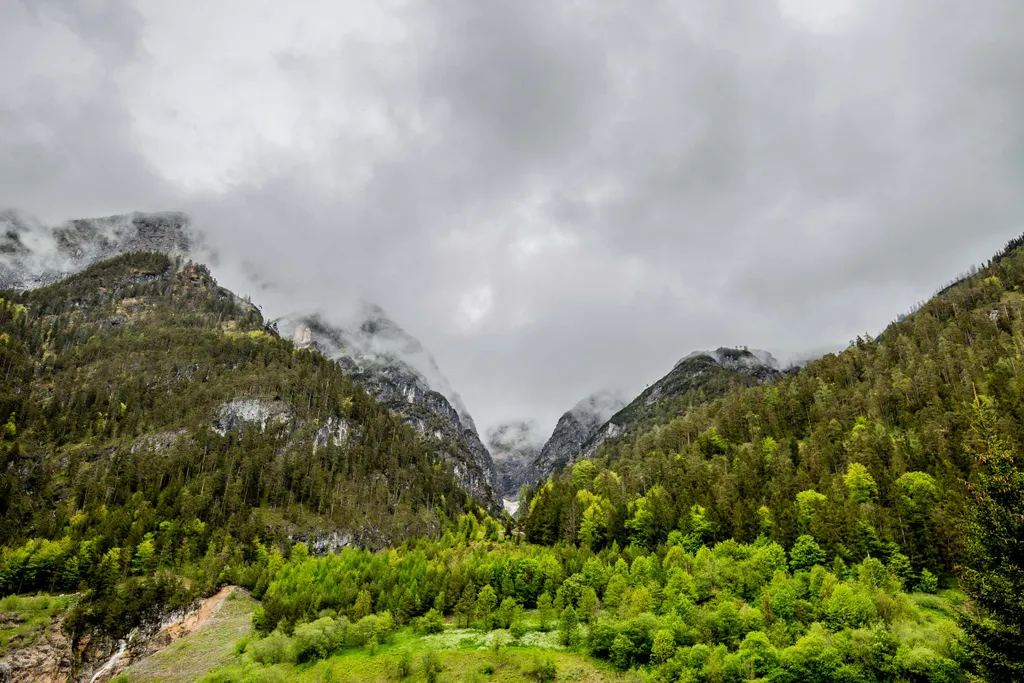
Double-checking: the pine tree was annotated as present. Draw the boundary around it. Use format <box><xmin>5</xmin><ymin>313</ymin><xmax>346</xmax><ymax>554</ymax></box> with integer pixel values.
<box><xmin>958</xmin><ymin>396</ymin><xmax>1024</xmax><ymax>682</ymax></box>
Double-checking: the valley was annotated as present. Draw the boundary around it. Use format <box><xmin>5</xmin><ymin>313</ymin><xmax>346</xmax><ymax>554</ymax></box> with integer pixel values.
<box><xmin>0</xmin><ymin>212</ymin><xmax>1021</xmax><ymax>681</ymax></box>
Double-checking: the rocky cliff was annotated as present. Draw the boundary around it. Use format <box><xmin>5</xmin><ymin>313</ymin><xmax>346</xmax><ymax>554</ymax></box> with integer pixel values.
<box><xmin>0</xmin><ymin>210</ymin><xmax>196</xmax><ymax>290</ymax></box>
<box><xmin>276</xmin><ymin>309</ymin><xmax>500</xmax><ymax>511</ymax></box>
<box><xmin>527</xmin><ymin>391</ymin><xmax>625</xmax><ymax>486</ymax></box>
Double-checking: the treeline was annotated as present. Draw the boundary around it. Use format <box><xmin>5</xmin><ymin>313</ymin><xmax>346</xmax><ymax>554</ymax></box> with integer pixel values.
<box><xmin>244</xmin><ymin>531</ymin><xmax>964</xmax><ymax>682</ymax></box>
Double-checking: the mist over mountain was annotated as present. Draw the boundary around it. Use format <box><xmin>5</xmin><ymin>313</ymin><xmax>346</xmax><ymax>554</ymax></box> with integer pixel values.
<box><xmin>0</xmin><ymin>211</ymin><xmax>200</xmax><ymax>290</ymax></box>
<box><xmin>275</xmin><ymin>308</ymin><xmax>499</xmax><ymax>509</ymax></box>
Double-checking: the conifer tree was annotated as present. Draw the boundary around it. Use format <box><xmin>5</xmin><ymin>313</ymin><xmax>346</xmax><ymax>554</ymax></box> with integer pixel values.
<box><xmin>959</xmin><ymin>396</ymin><xmax>1024</xmax><ymax>682</ymax></box>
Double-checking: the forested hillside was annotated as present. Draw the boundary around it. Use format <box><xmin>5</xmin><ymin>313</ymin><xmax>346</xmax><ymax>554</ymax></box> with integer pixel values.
<box><xmin>0</xmin><ymin>253</ymin><xmax>476</xmax><ymax>638</ymax></box>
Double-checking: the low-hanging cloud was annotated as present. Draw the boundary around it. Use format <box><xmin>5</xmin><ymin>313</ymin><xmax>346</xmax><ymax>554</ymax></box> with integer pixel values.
<box><xmin>2</xmin><ymin>0</ymin><xmax>1023</xmax><ymax>435</ymax></box>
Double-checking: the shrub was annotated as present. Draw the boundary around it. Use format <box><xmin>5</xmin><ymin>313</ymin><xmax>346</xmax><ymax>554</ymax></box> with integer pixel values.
<box><xmin>395</xmin><ymin>650</ymin><xmax>413</xmax><ymax>678</ymax></box>
<box><xmin>415</xmin><ymin>608</ymin><xmax>445</xmax><ymax>634</ymax></box>
<box><xmin>292</xmin><ymin>616</ymin><xmax>345</xmax><ymax>662</ymax></box>
<box><xmin>528</xmin><ymin>656</ymin><xmax>557</xmax><ymax>682</ymax></box>
<box><xmin>422</xmin><ymin>651</ymin><xmax>443</xmax><ymax>683</ymax></box>
<box><xmin>651</xmin><ymin>628</ymin><xmax>675</xmax><ymax>665</ymax></box>
<box><xmin>510</xmin><ymin>620</ymin><xmax>528</xmax><ymax>641</ymax></box>
<box><xmin>917</xmin><ymin>569</ymin><xmax>938</xmax><ymax>594</ymax></box>
<box><xmin>249</xmin><ymin>632</ymin><xmax>291</xmax><ymax>665</ymax></box>
<box><xmin>611</xmin><ymin>633</ymin><xmax>635</xmax><ymax>670</ymax></box>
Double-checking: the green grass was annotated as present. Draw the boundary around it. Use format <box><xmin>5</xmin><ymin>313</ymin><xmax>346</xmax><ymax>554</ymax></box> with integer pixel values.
<box><xmin>198</xmin><ymin>623</ymin><xmax>633</xmax><ymax>683</ymax></box>
<box><xmin>202</xmin><ymin>647</ymin><xmax>633</xmax><ymax>683</ymax></box>
<box><xmin>118</xmin><ymin>589</ymin><xmax>259</xmax><ymax>682</ymax></box>
<box><xmin>0</xmin><ymin>593</ymin><xmax>76</xmax><ymax>656</ymax></box>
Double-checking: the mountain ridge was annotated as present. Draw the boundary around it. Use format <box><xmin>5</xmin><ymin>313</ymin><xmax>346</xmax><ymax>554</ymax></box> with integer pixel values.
<box><xmin>1</xmin><ymin>209</ymin><xmax>501</xmax><ymax>512</ymax></box>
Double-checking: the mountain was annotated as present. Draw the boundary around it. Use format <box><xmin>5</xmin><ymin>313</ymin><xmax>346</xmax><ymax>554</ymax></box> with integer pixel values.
<box><xmin>0</xmin><ymin>252</ymin><xmax>476</xmax><ymax>550</ymax></box>
<box><xmin>527</xmin><ymin>391</ymin><xmax>626</xmax><ymax>485</ymax></box>
<box><xmin>524</xmin><ymin>350</ymin><xmax>782</xmax><ymax>486</ymax></box>
<box><xmin>580</xmin><ymin>347</ymin><xmax>784</xmax><ymax>457</ymax></box>
<box><xmin>521</xmin><ymin>232</ymin><xmax>1024</xmax><ymax>594</ymax></box>
<box><xmin>485</xmin><ymin>421</ymin><xmax>544</xmax><ymax>510</ymax></box>
<box><xmin>275</xmin><ymin>309</ymin><xmax>499</xmax><ymax>511</ymax></box>
<box><xmin>0</xmin><ymin>210</ymin><xmax>197</xmax><ymax>290</ymax></box>
<box><xmin>0</xmin><ymin>210</ymin><xmax>500</xmax><ymax>512</ymax></box>
<box><xmin>4</xmin><ymin>226</ymin><xmax>1024</xmax><ymax>683</ymax></box>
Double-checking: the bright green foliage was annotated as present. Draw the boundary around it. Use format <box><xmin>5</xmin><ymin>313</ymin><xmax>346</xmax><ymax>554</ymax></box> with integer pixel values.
<box><xmin>558</xmin><ymin>605</ymin><xmax>578</xmax><ymax>647</ymax></box>
<box><xmin>414</xmin><ymin>608</ymin><xmax>444</xmax><ymax>634</ymax></box>
<box><xmin>917</xmin><ymin>569</ymin><xmax>938</xmax><ymax>593</ymax></box>
<box><xmin>844</xmin><ymin>462</ymin><xmax>878</xmax><ymax>504</ymax></box>
<box><xmin>421</xmin><ymin>650</ymin><xmax>442</xmax><ymax>683</ymax></box>
<box><xmin>244</xmin><ymin>536</ymin><xmax>962</xmax><ymax>681</ymax></box>
<box><xmin>796</xmin><ymin>490</ymin><xmax>828</xmax><ymax>532</ymax></box>
<box><xmin>475</xmin><ymin>584</ymin><xmax>497</xmax><ymax>628</ymax></box>
<box><xmin>624</xmin><ymin>485</ymin><xmax>672</xmax><ymax>549</ymax></box>
<box><xmin>610</xmin><ymin>633</ymin><xmax>634</xmax><ymax>670</ymax></box>
<box><xmin>651</xmin><ymin>628</ymin><xmax>675</xmax><ymax>664</ymax></box>
<box><xmin>789</xmin><ymin>535</ymin><xmax>826</xmax><ymax>571</ymax></box>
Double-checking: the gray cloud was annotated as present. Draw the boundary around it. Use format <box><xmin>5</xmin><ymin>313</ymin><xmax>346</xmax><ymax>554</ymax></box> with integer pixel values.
<box><xmin>2</xmin><ymin>0</ymin><xmax>1023</xmax><ymax>435</ymax></box>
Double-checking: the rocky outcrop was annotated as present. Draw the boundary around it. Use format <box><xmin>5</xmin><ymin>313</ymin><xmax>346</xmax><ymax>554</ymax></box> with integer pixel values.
<box><xmin>0</xmin><ymin>211</ymin><xmax>197</xmax><ymax>290</ymax></box>
<box><xmin>212</xmin><ymin>398</ymin><xmax>293</xmax><ymax>436</ymax></box>
<box><xmin>277</xmin><ymin>310</ymin><xmax>500</xmax><ymax>512</ymax></box>
<box><xmin>0</xmin><ymin>588</ymin><xmax>244</xmax><ymax>683</ymax></box>
<box><xmin>0</xmin><ymin>614</ymin><xmax>73</xmax><ymax>683</ymax></box>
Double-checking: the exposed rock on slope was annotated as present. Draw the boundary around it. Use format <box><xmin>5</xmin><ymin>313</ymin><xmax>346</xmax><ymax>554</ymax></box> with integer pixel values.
<box><xmin>528</xmin><ymin>391</ymin><xmax>625</xmax><ymax>485</ymax></box>
<box><xmin>276</xmin><ymin>310</ymin><xmax>500</xmax><ymax>511</ymax></box>
<box><xmin>0</xmin><ymin>210</ymin><xmax>196</xmax><ymax>290</ymax></box>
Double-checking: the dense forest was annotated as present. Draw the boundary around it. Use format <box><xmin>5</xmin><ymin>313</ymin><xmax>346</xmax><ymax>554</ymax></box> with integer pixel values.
<box><xmin>0</xmin><ymin>253</ymin><xmax>476</xmax><ymax>638</ymax></box>
<box><xmin>0</xmin><ymin>237</ymin><xmax>1022</xmax><ymax>682</ymax></box>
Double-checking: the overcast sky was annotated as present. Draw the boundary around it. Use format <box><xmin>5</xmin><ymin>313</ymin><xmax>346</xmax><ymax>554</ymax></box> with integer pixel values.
<box><xmin>2</xmin><ymin>0</ymin><xmax>1023</xmax><ymax>436</ymax></box>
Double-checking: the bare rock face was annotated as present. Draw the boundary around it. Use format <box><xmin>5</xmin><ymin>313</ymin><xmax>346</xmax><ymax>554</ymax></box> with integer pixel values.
<box><xmin>212</xmin><ymin>398</ymin><xmax>294</xmax><ymax>436</ymax></box>
<box><xmin>0</xmin><ymin>615</ymin><xmax>73</xmax><ymax>682</ymax></box>
<box><xmin>0</xmin><ymin>211</ymin><xmax>196</xmax><ymax>290</ymax></box>
<box><xmin>276</xmin><ymin>309</ymin><xmax>500</xmax><ymax>512</ymax></box>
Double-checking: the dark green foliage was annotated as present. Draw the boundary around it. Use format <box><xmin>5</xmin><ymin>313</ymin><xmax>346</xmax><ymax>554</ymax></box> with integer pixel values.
<box><xmin>958</xmin><ymin>397</ymin><xmax>1024</xmax><ymax>682</ymax></box>
<box><xmin>0</xmin><ymin>253</ymin><xmax>474</xmax><ymax>637</ymax></box>
<box><xmin>522</xmin><ymin>239</ymin><xmax>1024</xmax><ymax>607</ymax></box>
<box><xmin>790</xmin><ymin>535</ymin><xmax>826</xmax><ymax>572</ymax></box>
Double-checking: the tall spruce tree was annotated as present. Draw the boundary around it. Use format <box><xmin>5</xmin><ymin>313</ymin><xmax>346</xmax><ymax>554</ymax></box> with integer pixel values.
<box><xmin>958</xmin><ymin>395</ymin><xmax>1024</xmax><ymax>682</ymax></box>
